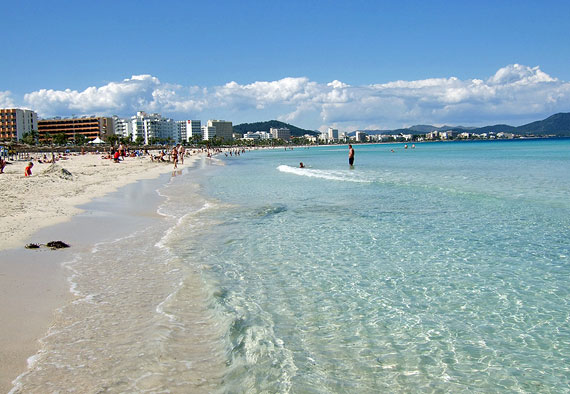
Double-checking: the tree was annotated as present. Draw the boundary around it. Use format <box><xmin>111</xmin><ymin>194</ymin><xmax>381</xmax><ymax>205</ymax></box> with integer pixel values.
<box><xmin>134</xmin><ymin>136</ymin><xmax>145</xmax><ymax>145</ymax></box>
<box><xmin>43</xmin><ymin>133</ymin><xmax>53</xmax><ymax>145</ymax></box>
<box><xmin>106</xmin><ymin>134</ymin><xmax>119</xmax><ymax>146</ymax></box>
<box><xmin>119</xmin><ymin>136</ymin><xmax>132</xmax><ymax>145</ymax></box>
<box><xmin>75</xmin><ymin>134</ymin><xmax>87</xmax><ymax>145</ymax></box>
<box><xmin>21</xmin><ymin>129</ymin><xmax>39</xmax><ymax>145</ymax></box>
<box><xmin>190</xmin><ymin>134</ymin><xmax>203</xmax><ymax>145</ymax></box>
<box><xmin>53</xmin><ymin>133</ymin><xmax>68</xmax><ymax>145</ymax></box>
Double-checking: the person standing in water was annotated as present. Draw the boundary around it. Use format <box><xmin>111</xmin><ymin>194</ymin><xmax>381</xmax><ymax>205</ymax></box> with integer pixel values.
<box><xmin>348</xmin><ymin>144</ymin><xmax>355</xmax><ymax>167</ymax></box>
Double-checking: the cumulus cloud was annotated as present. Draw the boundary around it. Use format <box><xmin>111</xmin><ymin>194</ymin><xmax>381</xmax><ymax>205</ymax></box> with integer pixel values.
<box><xmin>0</xmin><ymin>91</ymin><xmax>15</xmax><ymax>108</ymax></box>
<box><xmin>17</xmin><ymin>64</ymin><xmax>570</xmax><ymax>131</ymax></box>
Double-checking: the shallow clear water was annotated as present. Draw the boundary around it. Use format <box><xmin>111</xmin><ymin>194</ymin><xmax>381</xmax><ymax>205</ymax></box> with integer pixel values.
<box><xmin>13</xmin><ymin>140</ymin><xmax>570</xmax><ymax>393</ymax></box>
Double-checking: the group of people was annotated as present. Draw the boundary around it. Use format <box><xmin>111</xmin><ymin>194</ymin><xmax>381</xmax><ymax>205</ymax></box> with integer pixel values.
<box><xmin>1</xmin><ymin>151</ymin><xmax>63</xmax><ymax>176</ymax></box>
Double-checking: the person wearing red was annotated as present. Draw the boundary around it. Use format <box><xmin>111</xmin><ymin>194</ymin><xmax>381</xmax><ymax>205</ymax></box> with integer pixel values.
<box><xmin>24</xmin><ymin>162</ymin><xmax>33</xmax><ymax>176</ymax></box>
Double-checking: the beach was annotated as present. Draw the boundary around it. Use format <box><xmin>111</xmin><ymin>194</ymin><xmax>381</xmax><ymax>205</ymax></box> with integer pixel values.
<box><xmin>1</xmin><ymin>140</ymin><xmax>569</xmax><ymax>392</ymax></box>
<box><xmin>0</xmin><ymin>151</ymin><xmax>199</xmax><ymax>392</ymax></box>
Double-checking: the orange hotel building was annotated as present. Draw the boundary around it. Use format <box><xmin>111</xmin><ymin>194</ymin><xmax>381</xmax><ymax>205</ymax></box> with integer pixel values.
<box><xmin>38</xmin><ymin>117</ymin><xmax>114</xmax><ymax>142</ymax></box>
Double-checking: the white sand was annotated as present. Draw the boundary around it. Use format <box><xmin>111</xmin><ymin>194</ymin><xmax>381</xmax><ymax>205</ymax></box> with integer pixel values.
<box><xmin>0</xmin><ymin>153</ymin><xmax>198</xmax><ymax>251</ymax></box>
<box><xmin>0</xmin><ymin>151</ymin><xmax>200</xmax><ymax>392</ymax></box>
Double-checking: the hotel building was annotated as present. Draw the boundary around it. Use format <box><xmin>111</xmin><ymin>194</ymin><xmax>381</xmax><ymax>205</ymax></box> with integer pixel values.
<box><xmin>178</xmin><ymin>120</ymin><xmax>201</xmax><ymax>142</ymax></box>
<box><xmin>38</xmin><ymin>116</ymin><xmax>113</xmax><ymax>142</ymax></box>
<box><xmin>202</xmin><ymin>125</ymin><xmax>216</xmax><ymax>140</ymax></box>
<box><xmin>207</xmin><ymin>120</ymin><xmax>233</xmax><ymax>141</ymax></box>
<box><xmin>270</xmin><ymin>127</ymin><xmax>291</xmax><ymax>141</ymax></box>
<box><xmin>0</xmin><ymin>108</ymin><xmax>38</xmax><ymax>141</ymax></box>
<box><xmin>131</xmin><ymin>112</ymin><xmax>178</xmax><ymax>145</ymax></box>
<box><xmin>113</xmin><ymin>115</ymin><xmax>132</xmax><ymax>139</ymax></box>
<box><xmin>327</xmin><ymin>127</ymin><xmax>339</xmax><ymax>141</ymax></box>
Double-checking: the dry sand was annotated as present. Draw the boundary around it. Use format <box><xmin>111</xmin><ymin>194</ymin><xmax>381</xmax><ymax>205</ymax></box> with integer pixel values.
<box><xmin>0</xmin><ymin>153</ymin><xmax>198</xmax><ymax>250</ymax></box>
<box><xmin>0</xmin><ymin>151</ymin><xmax>200</xmax><ymax>392</ymax></box>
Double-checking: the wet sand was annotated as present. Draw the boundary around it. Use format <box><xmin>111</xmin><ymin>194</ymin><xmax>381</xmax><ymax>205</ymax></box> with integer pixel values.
<box><xmin>0</xmin><ymin>153</ymin><xmax>200</xmax><ymax>392</ymax></box>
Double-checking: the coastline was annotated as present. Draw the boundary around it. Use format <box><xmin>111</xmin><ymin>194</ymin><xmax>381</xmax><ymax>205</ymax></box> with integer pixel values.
<box><xmin>0</xmin><ymin>152</ymin><xmax>199</xmax><ymax>251</ymax></box>
<box><xmin>0</xmin><ymin>152</ymin><xmax>200</xmax><ymax>393</ymax></box>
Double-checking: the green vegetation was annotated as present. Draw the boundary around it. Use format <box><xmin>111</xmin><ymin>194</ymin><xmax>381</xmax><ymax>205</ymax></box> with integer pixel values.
<box><xmin>21</xmin><ymin>129</ymin><xmax>39</xmax><ymax>145</ymax></box>
<box><xmin>233</xmin><ymin>120</ymin><xmax>318</xmax><ymax>137</ymax></box>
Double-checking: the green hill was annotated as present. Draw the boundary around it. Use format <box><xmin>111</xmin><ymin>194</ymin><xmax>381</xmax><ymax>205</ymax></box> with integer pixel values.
<box><xmin>233</xmin><ymin>120</ymin><xmax>318</xmax><ymax>137</ymax></box>
<box><xmin>355</xmin><ymin>113</ymin><xmax>570</xmax><ymax>137</ymax></box>
<box><xmin>515</xmin><ymin>113</ymin><xmax>570</xmax><ymax>135</ymax></box>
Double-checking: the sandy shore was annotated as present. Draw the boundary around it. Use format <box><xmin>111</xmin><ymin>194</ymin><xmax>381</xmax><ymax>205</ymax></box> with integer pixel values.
<box><xmin>0</xmin><ymin>152</ymin><xmax>199</xmax><ymax>251</ymax></box>
<box><xmin>0</xmin><ymin>152</ymin><xmax>199</xmax><ymax>392</ymax></box>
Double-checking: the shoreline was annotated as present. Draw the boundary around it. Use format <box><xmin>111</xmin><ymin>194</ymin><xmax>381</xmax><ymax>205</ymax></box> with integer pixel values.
<box><xmin>0</xmin><ymin>152</ymin><xmax>200</xmax><ymax>251</ymax></box>
<box><xmin>0</xmin><ymin>152</ymin><xmax>200</xmax><ymax>393</ymax></box>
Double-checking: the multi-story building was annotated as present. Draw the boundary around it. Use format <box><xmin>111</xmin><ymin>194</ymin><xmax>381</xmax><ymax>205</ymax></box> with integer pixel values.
<box><xmin>131</xmin><ymin>112</ymin><xmax>178</xmax><ymax>145</ymax></box>
<box><xmin>179</xmin><ymin>120</ymin><xmax>201</xmax><ymax>142</ymax></box>
<box><xmin>0</xmin><ymin>108</ymin><xmax>38</xmax><ymax>141</ymax></box>
<box><xmin>113</xmin><ymin>115</ymin><xmax>132</xmax><ymax>139</ymax></box>
<box><xmin>207</xmin><ymin>120</ymin><xmax>233</xmax><ymax>141</ymax></box>
<box><xmin>176</xmin><ymin>121</ymin><xmax>187</xmax><ymax>142</ymax></box>
<box><xmin>355</xmin><ymin>131</ymin><xmax>367</xmax><ymax>142</ymax></box>
<box><xmin>243</xmin><ymin>131</ymin><xmax>272</xmax><ymax>140</ymax></box>
<box><xmin>327</xmin><ymin>127</ymin><xmax>339</xmax><ymax>141</ymax></box>
<box><xmin>202</xmin><ymin>125</ymin><xmax>216</xmax><ymax>141</ymax></box>
<box><xmin>270</xmin><ymin>127</ymin><xmax>291</xmax><ymax>141</ymax></box>
<box><xmin>38</xmin><ymin>116</ymin><xmax>113</xmax><ymax>142</ymax></box>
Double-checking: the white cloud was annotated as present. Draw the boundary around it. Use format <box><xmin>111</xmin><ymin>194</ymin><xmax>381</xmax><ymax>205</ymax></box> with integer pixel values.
<box><xmin>15</xmin><ymin>64</ymin><xmax>570</xmax><ymax>131</ymax></box>
<box><xmin>0</xmin><ymin>91</ymin><xmax>15</xmax><ymax>108</ymax></box>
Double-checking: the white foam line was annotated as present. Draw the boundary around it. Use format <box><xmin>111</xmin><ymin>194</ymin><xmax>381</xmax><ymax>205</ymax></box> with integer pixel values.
<box><xmin>155</xmin><ymin>200</ymin><xmax>216</xmax><ymax>249</ymax></box>
<box><xmin>277</xmin><ymin>165</ymin><xmax>372</xmax><ymax>183</ymax></box>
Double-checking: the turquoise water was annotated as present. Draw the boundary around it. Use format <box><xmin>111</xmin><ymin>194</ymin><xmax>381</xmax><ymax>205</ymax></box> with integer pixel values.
<box><xmin>180</xmin><ymin>140</ymin><xmax>570</xmax><ymax>392</ymax></box>
<box><xmin>13</xmin><ymin>139</ymin><xmax>570</xmax><ymax>392</ymax></box>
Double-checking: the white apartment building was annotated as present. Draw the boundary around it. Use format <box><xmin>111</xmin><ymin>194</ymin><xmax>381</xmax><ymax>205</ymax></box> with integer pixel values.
<box><xmin>177</xmin><ymin>120</ymin><xmax>203</xmax><ymax>142</ymax></box>
<box><xmin>207</xmin><ymin>120</ymin><xmax>233</xmax><ymax>141</ymax></box>
<box><xmin>327</xmin><ymin>127</ymin><xmax>339</xmax><ymax>141</ymax></box>
<box><xmin>202</xmin><ymin>125</ymin><xmax>216</xmax><ymax>140</ymax></box>
<box><xmin>184</xmin><ymin>120</ymin><xmax>201</xmax><ymax>142</ymax></box>
<box><xmin>243</xmin><ymin>131</ymin><xmax>272</xmax><ymax>140</ymax></box>
<box><xmin>176</xmin><ymin>121</ymin><xmax>186</xmax><ymax>142</ymax></box>
<box><xmin>270</xmin><ymin>127</ymin><xmax>291</xmax><ymax>141</ymax></box>
<box><xmin>131</xmin><ymin>112</ymin><xmax>179</xmax><ymax>145</ymax></box>
<box><xmin>113</xmin><ymin>116</ymin><xmax>132</xmax><ymax>139</ymax></box>
<box><xmin>0</xmin><ymin>108</ymin><xmax>38</xmax><ymax>141</ymax></box>
<box><xmin>355</xmin><ymin>131</ymin><xmax>367</xmax><ymax>142</ymax></box>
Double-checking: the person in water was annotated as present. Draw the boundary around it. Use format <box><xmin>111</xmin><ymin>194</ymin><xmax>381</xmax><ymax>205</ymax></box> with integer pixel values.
<box><xmin>299</xmin><ymin>162</ymin><xmax>305</xmax><ymax>168</ymax></box>
<box><xmin>348</xmin><ymin>144</ymin><xmax>355</xmax><ymax>167</ymax></box>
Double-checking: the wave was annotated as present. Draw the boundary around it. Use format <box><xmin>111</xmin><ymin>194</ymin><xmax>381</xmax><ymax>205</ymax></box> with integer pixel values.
<box><xmin>277</xmin><ymin>165</ymin><xmax>372</xmax><ymax>183</ymax></box>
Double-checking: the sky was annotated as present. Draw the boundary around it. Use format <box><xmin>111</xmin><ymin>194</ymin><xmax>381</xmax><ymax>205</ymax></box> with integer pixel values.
<box><xmin>1</xmin><ymin>0</ymin><xmax>570</xmax><ymax>132</ymax></box>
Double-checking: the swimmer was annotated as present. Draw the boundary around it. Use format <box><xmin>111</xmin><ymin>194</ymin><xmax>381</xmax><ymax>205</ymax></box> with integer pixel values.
<box><xmin>299</xmin><ymin>162</ymin><xmax>305</xmax><ymax>168</ymax></box>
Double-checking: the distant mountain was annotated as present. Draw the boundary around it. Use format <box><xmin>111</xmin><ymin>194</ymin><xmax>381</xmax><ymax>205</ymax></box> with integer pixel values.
<box><xmin>233</xmin><ymin>120</ymin><xmax>318</xmax><ymax>137</ymax></box>
<box><xmin>353</xmin><ymin>113</ymin><xmax>570</xmax><ymax>137</ymax></box>
<box><xmin>470</xmin><ymin>124</ymin><xmax>517</xmax><ymax>134</ymax></box>
<box><xmin>515</xmin><ymin>113</ymin><xmax>570</xmax><ymax>135</ymax></box>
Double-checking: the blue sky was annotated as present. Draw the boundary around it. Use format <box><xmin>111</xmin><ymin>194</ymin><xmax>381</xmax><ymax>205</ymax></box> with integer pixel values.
<box><xmin>2</xmin><ymin>0</ymin><xmax>570</xmax><ymax>131</ymax></box>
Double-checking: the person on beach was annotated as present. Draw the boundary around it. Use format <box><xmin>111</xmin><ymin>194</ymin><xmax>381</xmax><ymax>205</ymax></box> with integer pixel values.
<box><xmin>24</xmin><ymin>161</ymin><xmax>33</xmax><ymax>176</ymax></box>
<box><xmin>348</xmin><ymin>144</ymin><xmax>355</xmax><ymax>167</ymax></box>
<box><xmin>113</xmin><ymin>150</ymin><xmax>121</xmax><ymax>163</ymax></box>
<box><xmin>178</xmin><ymin>144</ymin><xmax>185</xmax><ymax>164</ymax></box>
<box><xmin>0</xmin><ymin>157</ymin><xmax>6</xmax><ymax>174</ymax></box>
<box><xmin>171</xmin><ymin>146</ymin><xmax>178</xmax><ymax>169</ymax></box>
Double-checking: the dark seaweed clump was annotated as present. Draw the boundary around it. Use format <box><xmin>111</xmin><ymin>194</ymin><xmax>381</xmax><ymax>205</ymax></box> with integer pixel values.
<box><xmin>25</xmin><ymin>243</ymin><xmax>41</xmax><ymax>249</ymax></box>
<box><xmin>46</xmin><ymin>241</ymin><xmax>70</xmax><ymax>249</ymax></box>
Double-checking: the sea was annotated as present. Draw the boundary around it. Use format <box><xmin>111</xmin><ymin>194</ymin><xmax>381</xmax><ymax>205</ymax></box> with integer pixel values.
<box><xmin>12</xmin><ymin>139</ymin><xmax>570</xmax><ymax>393</ymax></box>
